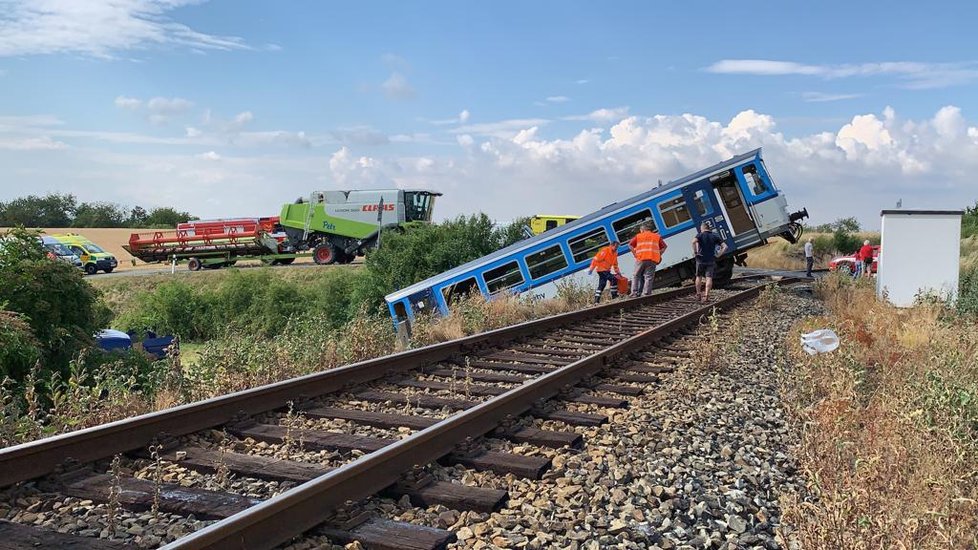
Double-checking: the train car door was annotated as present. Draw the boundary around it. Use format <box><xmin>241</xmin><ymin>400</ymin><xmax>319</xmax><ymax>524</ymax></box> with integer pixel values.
<box><xmin>682</xmin><ymin>180</ymin><xmax>735</xmax><ymax>252</ymax></box>
<box><xmin>709</xmin><ymin>170</ymin><xmax>754</xmax><ymax>235</ymax></box>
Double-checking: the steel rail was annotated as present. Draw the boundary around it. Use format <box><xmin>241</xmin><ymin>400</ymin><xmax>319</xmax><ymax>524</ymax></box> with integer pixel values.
<box><xmin>167</xmin><ymin>277</ymin><xmax>799</xmax><ymax>550</ymax></box>
<box><xmin>0</xmin><ymin>280</ymin><xmax>737</xmax><ymax>488</ymax></box>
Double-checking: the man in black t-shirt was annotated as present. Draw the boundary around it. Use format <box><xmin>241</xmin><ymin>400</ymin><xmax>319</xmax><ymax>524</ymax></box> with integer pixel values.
<box><xmin>692</xmin><ymin>222</ymin><xmax>728</xmax><ymax>302</ymax></box>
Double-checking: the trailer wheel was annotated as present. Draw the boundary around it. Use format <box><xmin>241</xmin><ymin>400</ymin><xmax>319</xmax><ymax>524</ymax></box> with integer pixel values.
<box><xmin>187</xmin><ymin>257</ymin><xmax>202</xmax><ymax>271</ymax></box>
<box><xmin>313</xmin><ymin>243</ymin><xmax>337</xmax><ymax>265</ymax></box>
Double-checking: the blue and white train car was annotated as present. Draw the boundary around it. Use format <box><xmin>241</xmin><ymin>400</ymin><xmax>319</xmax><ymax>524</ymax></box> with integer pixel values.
<box><xmin>385</xmin><ymin>148</ymin><xmax>807</xmax><ymax>325</ymax></box>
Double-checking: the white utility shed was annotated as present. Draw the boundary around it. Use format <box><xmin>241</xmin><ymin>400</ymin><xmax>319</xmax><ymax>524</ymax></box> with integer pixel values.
<box><xmin>877</xmin><ymin>209</ymin><xmax>963</xmax><ymax>307</ymax></box>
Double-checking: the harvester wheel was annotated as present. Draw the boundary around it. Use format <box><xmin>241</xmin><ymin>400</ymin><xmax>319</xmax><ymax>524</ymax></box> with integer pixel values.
<box><xmin>313</xmin><ymin>243</ymin><xmax>337</xmax><ymax>265</ymax></box>
<box><xmin>187</xmin><ymin>257</ymin><xmax>202</xmax><ymax>271</ymax></box>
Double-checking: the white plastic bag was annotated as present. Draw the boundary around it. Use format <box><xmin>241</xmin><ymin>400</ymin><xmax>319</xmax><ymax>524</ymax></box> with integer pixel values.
<box><xmin>800</xmin><ymin>329</ymin><xmax>840</xmax><ymax>355</ymax></box>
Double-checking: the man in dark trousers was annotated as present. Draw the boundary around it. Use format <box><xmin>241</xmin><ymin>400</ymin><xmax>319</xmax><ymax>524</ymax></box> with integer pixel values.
<box><xmin>587</xmin><ymin>239</ymin><xmax>622</xmax><ymax>303</ymax></box>
<box><xmin>692</xmin><ymin>221</ymin><xmax>728</xmax><ymax>302</ymax></box>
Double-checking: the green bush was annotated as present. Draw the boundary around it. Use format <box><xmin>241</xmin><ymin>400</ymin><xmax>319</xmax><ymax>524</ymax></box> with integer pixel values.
<box><xmin>832</xmin><ymin>230</ymin><xmax>862</xmax><ymax>255</ymax></box>
<box><xmin>959</xmin><ymin>268</ymin><xmax>978</xmax><ymax>317</ymax></box>
<box><xmin>117</xmin><ymin>268</ymin><xmax>371</xmax><ymax>341</ymax></box>
<box><xmin>0</xmin><ymin>311</ymin><xmax>42</xmax><ymax>383</ymax></box>
<box><xmin>963</xmin><ymin>201</ymin><xmax>978</xmax><ymax>240</ymax></box>
<box><xmin>0</xmin><ymin>228</ymin><xmax>110</xmax><ymax>378</ymax></box>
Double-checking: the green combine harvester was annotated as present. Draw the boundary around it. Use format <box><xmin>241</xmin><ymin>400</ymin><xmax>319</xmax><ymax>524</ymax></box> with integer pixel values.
<box><xmin>279</xmin><ymin>189</ymin><xmax>441</xmax><ymax>264</ymax></box>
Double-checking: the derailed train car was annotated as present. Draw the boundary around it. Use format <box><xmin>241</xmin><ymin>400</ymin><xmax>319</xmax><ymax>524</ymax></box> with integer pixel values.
<box><xmin>385</xmin><ymin>148</ymin><xmax>807</xmax><ymax>326</ymax></box>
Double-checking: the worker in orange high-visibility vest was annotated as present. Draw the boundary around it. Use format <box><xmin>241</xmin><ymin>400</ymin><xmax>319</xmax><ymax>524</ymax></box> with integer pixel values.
<box><xmin>587</xmin><ymin>239</ymin><xmax>622</xmax><ymax>303</ymax></box>
<box><xmin>628</xmin><ymin>223</ymin><xmax>668</xmax><ymax>297</ymax></box>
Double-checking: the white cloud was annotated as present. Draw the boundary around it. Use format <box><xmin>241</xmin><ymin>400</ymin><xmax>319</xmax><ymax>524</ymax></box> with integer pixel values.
<box><xmin>321</xmin><ymin>106</ymin><xmax>978</xmax><ymax>227</ymax></box>
<box><xmin>707</xmin><ymin>59</ymin><xmax>978</xmax><ymax>89</ymax></box>
<box><xmin>0</xmin><ymin>0</ymin><xmax>250</xmax><ymax>58</ymax></box>
<box><xmin>114</xmin><ymin>96</ymin><xmax>143</xmax><ymax>110</ymax></box>
<box><xmin>147</xmin><ymin>97</ymin><xmax>194</xmax><ymax>115</ymax></box>
<box><xmin>429</xmin><ymin>109</ymin><xmax>471</xmax><ymax>126</ymax></box>
<box><xmin>453</xmin><ymin>118</ymin><xmax>550</xmax><ymax>138</ymax></box>
<box><xmin>802</xmin><ymin>92</ymin><xmax>863</xmax><ymax>103</ymax></box>
<box><xmin>196</xmin><ymin>151</ymin><xmax>220</xmax><ymax>161</ymax></box>
<box><xmin>0</xmin><ymin>135</ymin><xmax>68</xmax><ymax>150</ymax></box>
<box><xmin>576</xmin><ymin>79</ymin><xmax>589</xmax><ymax>85</ymax></box>
<box><xmin>546</xmin><ymin>96</ymin><xmax>570</xmax><ymax>103</ymax></box>
<box><xmin>563</xmin><ymin>107</ymin><xmax>630</xmax><ymax>123</ymax></box>
<box><xmin>381</xmin><ymin>72</ymin><xmax>416</xmax><ymax>100</ymax></box>
<box><xmin>116</xmin><ymin>95</ymin><xmax>194</xmax><ymax>124</ymax></box>
<box><xmin>332</xmin><ymin>126</ymin><xmax>389</xmax><ymax>146</ymax></box>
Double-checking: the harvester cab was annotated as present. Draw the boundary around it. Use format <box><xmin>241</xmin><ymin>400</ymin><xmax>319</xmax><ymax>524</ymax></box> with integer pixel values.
<box><xmin>279</xmin><ymin>189</ymin><xmax>441</xmax><ymax>264</ymax></box>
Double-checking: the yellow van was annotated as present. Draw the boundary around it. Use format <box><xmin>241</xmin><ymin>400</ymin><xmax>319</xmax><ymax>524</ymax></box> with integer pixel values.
<box><xmin>529</xmin><ymin>215</ymin><xmax>580</xmax><ymax>235</ymax></box>
<box><xmin>50</xmin><ymin>234</ymin><xmax>118</xmax><ymax>275</ymax></box>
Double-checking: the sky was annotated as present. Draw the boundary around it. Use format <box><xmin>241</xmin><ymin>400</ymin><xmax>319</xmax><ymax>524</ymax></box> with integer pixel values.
<box><xmin>1</xmin><ymin>0</ymin><xmax>977</xmax><ymax>229</ymax></box>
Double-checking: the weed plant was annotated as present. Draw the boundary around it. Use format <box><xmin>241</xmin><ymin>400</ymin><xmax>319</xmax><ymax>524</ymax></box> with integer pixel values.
<box><xmin>780</xmin><ymin>272</ymin><xmax>978</xmax><ymax>549</ymax></box>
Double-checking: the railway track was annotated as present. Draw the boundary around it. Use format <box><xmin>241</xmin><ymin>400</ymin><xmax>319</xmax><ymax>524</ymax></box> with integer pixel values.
<box><xmin>0</xmin><ymin>275</ymin><xmax>799</xmax><ymax>549</ymax></box>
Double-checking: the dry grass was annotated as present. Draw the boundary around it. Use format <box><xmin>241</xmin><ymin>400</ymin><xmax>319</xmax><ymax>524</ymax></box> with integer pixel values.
<box><xmin>779</xmin><ymin>273</ymin><xmax>978</xmax><ymax>549</ymax></box>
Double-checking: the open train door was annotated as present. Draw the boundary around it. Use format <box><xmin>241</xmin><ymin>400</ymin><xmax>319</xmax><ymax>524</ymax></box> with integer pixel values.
<box><xmin>681</xmin><ymin>180</ymin><xmax>736</xmax><ymax>282</ymax></box>
<box><xmin>682</xmin><ymin>181</ymin><xmax>733</xmax><ymax>249</ymax></box>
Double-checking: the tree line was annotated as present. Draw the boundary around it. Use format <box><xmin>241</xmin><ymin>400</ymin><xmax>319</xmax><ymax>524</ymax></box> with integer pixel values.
<box><xmin>0</xmin><ymin>193</ymin><xmax>197</xmax><ymax>228</ymax></box>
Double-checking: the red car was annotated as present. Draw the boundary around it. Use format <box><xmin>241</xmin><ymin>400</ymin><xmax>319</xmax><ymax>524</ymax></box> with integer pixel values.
<box><xmin>828</xmin><ymin>245</ymin><xmax>879</xmax><ymax>274</ymax></box>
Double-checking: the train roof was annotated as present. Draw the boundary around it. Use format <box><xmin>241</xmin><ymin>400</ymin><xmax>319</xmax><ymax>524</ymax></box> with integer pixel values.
<box><xmin>386</xmin><ymin>148</ymin><xmax>763</xmax><ymax>302</ymax></box>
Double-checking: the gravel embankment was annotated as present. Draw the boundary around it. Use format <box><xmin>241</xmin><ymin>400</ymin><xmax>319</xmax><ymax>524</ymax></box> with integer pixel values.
<box><xmin>336</xmin><ymin>287</ymin><xmax>818</xmax><ymax>549</ymax></box>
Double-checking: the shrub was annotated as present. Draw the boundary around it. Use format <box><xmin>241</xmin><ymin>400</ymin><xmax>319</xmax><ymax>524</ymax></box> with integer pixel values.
<box><xmin>0</xmin><ymin>228</ymin><xmax>110</xmax><ymax>379</ymax></box>
<box><xmin>959</xmin><ymin>267</ymin><xmax>978</xmax><ymax>317</ymax></box>
<box><xmin>831</xmin><ymin>229</ymin><xmax>861</xmax><ymax>255</ymax></box>
<box><xmin>0</xmin><ymin>311</ymin><xmax>41</xmax><ymax>383</ymax></box>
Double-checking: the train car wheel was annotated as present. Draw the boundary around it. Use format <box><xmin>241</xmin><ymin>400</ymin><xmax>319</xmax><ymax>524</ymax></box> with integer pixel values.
<box><xmin>313</xmin><ymin>243</ymin><xmax>337</xmax><ymax>265</ymax></box>
<box><xmin>187</xmin><ymin>257</ymin><xmax>202</xmax><ymax>271</ymax></box>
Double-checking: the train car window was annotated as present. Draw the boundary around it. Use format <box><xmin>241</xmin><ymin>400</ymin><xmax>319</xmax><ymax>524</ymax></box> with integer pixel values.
<box><xmin>484</xmin><ymin>261</ymin><xmax>524</xmax><ymax>294</ymax></box>
<box><xmin>692</xmin><ymin>190</ymin><xmax>709</xmax><ymax>216</ymax></box>
<box><xmin>441</xmin><ymin>277</ymin><xmax>478</xmax><ymax>305</ymax></box>
<box><xmin>526</xmin><ymin>244</ymin><xmax>569</xmax><ymax>279</ymax></box>
<box><xmin>658</xmin><ymin>197</ymin><xmax>691</xmax><ymax>228</ymax></box>
<box><xmin>546</xmin><ymin>220</ymin><xmax>558</xmax><ymax>230</ymax></box>
<box><xmin>742</xmin><ymin>164</ymin><xmax>769</xmax><ymax>195</ymax></box>
<box><xmin>568</xmin><ymin>228</ymin><xmax>609</xmax><ymax>263</ymax></box>
<box><xmin>612</xmin><ymin>209</ymin><xmax>655</xmax><ymax>242</ymax></box>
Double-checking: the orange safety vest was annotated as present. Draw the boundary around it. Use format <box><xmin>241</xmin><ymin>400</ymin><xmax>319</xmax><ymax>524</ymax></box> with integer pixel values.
<box><xmin>633</xmin><ymin>231</ymin><xmax>663</xmax><ymax>263</ymax></box>
<box><xmin>590</xmin><ymin>245</ymin><xmax>619</xmax><ymax>272</ymax></box>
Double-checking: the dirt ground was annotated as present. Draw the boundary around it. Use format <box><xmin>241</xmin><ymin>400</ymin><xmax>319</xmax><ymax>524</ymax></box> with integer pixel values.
<box><xmin>3</xmin><ymin>227</ymin><xmax>318</xmax><ymax>272</ymax></box>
